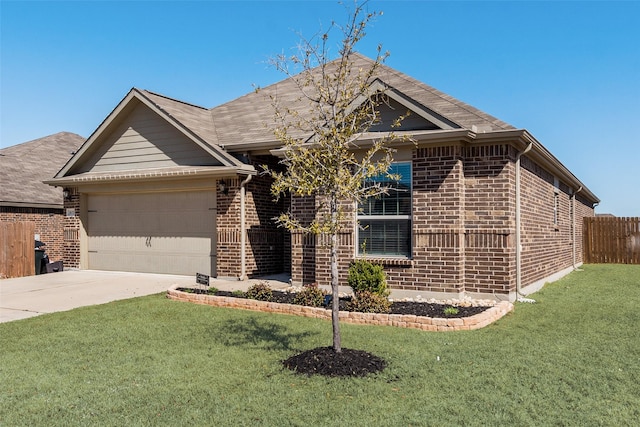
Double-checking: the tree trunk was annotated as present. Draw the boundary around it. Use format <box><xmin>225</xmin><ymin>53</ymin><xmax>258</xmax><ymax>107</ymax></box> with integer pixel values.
<box><xmin>330</xmin><ymin>199</ymin><xmax>342</xmax><ymax>353</ymax></box>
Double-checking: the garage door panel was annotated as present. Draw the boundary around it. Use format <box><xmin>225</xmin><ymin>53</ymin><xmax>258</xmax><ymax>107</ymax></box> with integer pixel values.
<box><xmin>88</xmin><ymin>251</ymin><xmax>214</xmax><ymax>275</ymax></box>
<box><xmin>89</xmin><ymin>216</ymin><xmax>214</xmax><ymax>237</ymax></box>
<box><xmin>87</xmin><ymin>191</ymin><xmax>216</xmax><ymax>276</ymax></box>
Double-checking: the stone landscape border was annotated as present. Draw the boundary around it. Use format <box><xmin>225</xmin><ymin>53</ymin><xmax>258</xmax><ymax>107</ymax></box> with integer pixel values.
<box><xmin>167</xmin><ymin>285</ymin><xmax>514</xmax><ymax>331</ymax></box>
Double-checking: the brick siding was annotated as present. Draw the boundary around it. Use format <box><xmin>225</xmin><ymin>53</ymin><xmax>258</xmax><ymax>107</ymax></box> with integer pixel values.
<box><xmin>289</xmin><ymin>142</ymin><xmax>595</xmax><ymax>298</ymax></box>
<box><xmin>62</xmin><ymin>189</ymin><xmax>81</xmax><ymax>268</ymax></box>
<box><xmin>216</xmin><ymin>155</ymin><xmax>288</xmax><ymax>278</ymax></box>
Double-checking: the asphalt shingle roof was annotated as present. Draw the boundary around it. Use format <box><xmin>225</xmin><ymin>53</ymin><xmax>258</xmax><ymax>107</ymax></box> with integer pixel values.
<box><xmin>208</xmin><ymin>53</ymin><xmax>515</xmax><ymax>149</ymax></box>
<box><xmin>135</xmin><ymin>53</ymin><xmax>514</xmax><ymax>152</ymax></box>
<box><xmin>1</xmin><ymin>132</ymin><xmax>85</xmax><ymax>207</ymax></box>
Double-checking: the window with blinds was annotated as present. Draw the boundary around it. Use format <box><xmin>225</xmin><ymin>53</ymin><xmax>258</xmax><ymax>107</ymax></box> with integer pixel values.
<box><xmin>357</xmin><ymin>162</ymin><xmax>412</xmax><ymax>257</ymax></box>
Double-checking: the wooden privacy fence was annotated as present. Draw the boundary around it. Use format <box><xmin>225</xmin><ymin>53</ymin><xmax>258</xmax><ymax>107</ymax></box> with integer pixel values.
<box><xmin>0</xmin><ymin>221</ymin><xmax>36</xmax><ymax>278</ymax></box>
<box><xmin>583</xmin><ymin>217</ymin><xmax>640</xmax><ymax>264</ymax></box>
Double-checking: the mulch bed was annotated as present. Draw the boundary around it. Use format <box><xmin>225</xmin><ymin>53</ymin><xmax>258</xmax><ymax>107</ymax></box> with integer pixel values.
<box><xmin>212</xmin><ymin>289</ymin><xmax>489</xmax><ymax>318</ymax></box>
<box><xmin>282</xmin><ymin>346</ymin><xmax>387</xmax><ymax>377</ymax></box>
<box><xmin>180</xmin><ymin>288</ymin><xmax>491</xmax><ymax>378</ymax></box>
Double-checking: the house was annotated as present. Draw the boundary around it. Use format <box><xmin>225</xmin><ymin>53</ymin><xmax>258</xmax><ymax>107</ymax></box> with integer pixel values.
<box><xmin>1</xmin><ymin>132</ymin><xmax>84</xmax><ymax>262</ymax></box>
<box><xmin>46</xmin><ymin>54</ymin><xmax>599</xmax><ymax>301</ymax></box>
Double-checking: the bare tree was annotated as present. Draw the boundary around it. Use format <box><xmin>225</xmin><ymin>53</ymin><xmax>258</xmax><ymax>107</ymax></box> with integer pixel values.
<box><xmin>266</xmin><ymin>1</ymin><xmax>409</xmax><ymax>353</ymax></box>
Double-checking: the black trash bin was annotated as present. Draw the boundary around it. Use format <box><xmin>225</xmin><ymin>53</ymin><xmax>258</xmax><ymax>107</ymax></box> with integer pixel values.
<box><xmin>35</xmin><ymin>249</ymin><xmax>46</xmax><ymax>275</ymax></box>
<box><xmin>34</xmin><ymin>240</ymin><xmax>48</xmax><ymax>275</ymax></box>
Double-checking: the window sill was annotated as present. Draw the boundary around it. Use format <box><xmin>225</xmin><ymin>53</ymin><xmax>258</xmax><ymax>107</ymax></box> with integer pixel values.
<box><xmin>355</xmin><ymin>257</ymin><xmax>414</xmax><ymax>267</ymax></box>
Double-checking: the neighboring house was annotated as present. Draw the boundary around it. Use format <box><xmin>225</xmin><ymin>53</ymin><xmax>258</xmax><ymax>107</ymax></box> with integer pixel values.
<box><xmin>46</xmin><ymin>54</ymin><xmax>599</xmax><ymax>301</ymax></box>
<box><xmin>1</xmin><ymin>132</ymin><xmax>84</xmax><ymax>262</ymax></box>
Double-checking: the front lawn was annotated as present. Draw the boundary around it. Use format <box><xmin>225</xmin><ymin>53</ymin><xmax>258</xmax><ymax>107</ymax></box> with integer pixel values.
<box><xmin>1</xmin><ymin>264</ymin><xmax>638</xmax><ymax>426</ymax></box>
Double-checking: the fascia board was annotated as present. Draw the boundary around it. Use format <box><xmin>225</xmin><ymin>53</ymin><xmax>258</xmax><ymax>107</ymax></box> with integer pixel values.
<box><xmin>44</xmin><ymin>166</ymin><xmax>256</xmax><ymax>187</ymax></box>
<box><xmin>376</xmin><ymin>82</ymin><xmax>459</xmax><ymax>130</ymax></box>
<box><xmin>0</xmin><ymin>201</ymin><xmax>62</xmax><ymax>209</ymax></box>
<box><xmin>475</xmin><ymin>129</ymin><xmax>599</xmax><ymax>203</ymax></box>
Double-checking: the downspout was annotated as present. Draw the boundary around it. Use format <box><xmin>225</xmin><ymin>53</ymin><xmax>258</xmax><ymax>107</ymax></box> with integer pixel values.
<box><xmin>572</xmin><ymin>186</ymin><xmax>583</xmax><ymax>269</ymax></box>
<box><xmin>515</xmin><ymin>141</ymin><xmax>533</xmax><ymax>301</ymax></box>
<box><xmin>239</xmin><ymin>173</ymin><xmax>253</xmax><ymax>281</ymax></box>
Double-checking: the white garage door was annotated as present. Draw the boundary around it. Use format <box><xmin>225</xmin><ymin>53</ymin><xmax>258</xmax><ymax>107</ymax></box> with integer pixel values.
<box><xmin>87</xmin><ymin>191</ymin><xmax>216</xmax><ymax>276</ymax></box>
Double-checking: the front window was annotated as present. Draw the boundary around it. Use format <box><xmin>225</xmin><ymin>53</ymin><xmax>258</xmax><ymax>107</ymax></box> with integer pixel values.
<box><xmin>357</xmin><ymin>162</ymin><xmax>412</xmax><ymax>257</ymax></box>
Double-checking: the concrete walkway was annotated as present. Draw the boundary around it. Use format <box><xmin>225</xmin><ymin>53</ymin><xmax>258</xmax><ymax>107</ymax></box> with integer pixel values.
<box><xmin>0</xmin><ymin>270</ymin><xmax>290</xmax><ymax>323</ymax></box>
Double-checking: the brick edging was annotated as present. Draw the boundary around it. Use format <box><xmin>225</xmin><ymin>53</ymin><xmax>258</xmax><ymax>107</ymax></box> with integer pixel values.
<box><xmin>166</xmin><ymin>285</ymin><xmax>514</xmax><ymax>331</ymax></box>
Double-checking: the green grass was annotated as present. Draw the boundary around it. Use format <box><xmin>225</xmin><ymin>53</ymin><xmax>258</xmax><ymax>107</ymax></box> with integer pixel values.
<box><xmin>1</xmin><ymin>264</ymin><xmax>639</xmax><ymax>426</ymax></box>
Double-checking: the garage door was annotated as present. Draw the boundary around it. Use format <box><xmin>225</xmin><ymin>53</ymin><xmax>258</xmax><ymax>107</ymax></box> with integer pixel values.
<box><xmin>87</xmin><ymin>191</ymin><xmax>216</xmax><ymax>276</ymax></box>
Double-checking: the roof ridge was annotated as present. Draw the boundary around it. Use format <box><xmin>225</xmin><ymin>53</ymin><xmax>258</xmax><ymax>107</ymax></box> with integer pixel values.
<box><xmin>0</xmin><ymin>131</ymin><xmax>84</xmax><ymax>153</ymax></box>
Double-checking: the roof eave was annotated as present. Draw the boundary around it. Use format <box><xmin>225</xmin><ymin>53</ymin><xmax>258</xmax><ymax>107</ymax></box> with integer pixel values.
<box><xmin>475</xmin><ymin>129</ymin><xmax>600</xmax><ymax>204</ymax></box>
<box><xmin>0</xmin><ymin>201</ymin><xmax>63</xmax><ymax>209</ymax></box>
<box><xmin>45</xmin><ymin>165</ymin><xmax>256</xmax><ymax>187</ymax></box>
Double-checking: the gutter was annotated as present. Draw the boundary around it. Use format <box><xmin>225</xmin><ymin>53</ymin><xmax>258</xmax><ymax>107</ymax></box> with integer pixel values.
<box><xmin>44</xmin><ymin>166</ymin><xmax>256</xmax><ymax>187</ymax></box>
<box><xmin>515</xmin><ymin>141</ymin><xmax>534</xmax><ymax>302</ymax></box>
<box><xmin>239</xmin><ymin>173</ymin><xmax>253</xmax><ymax>280</ymax></box>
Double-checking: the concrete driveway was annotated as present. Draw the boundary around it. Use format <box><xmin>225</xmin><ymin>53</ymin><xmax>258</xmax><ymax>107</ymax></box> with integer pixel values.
<box><xmin>0</xmin><ymin>270</ymin><xmax>289</xmax><ymax>324</ymax></box>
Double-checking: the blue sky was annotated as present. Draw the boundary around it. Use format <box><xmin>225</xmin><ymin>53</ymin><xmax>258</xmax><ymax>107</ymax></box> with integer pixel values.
<box><xmin>1</xmin><ymin>1</ymin><xmax>639</xmax><ymax>216</ymax></box>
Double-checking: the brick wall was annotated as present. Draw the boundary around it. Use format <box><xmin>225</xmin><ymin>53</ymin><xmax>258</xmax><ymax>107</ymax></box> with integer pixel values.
<box><xmin>462</xmin><ymin>144</ymin><xmax>516</xmax><ymax>295</ymax></box>
<box><xmin>0</xmin><ymin>206</ymin><xmax>66</xmax><ymax>262</ymax></box>
<box><xmin>411</xmin><ymin>145</ymin><xmax>465</xmax><ymax>293</ymax></box>
<box><xmin>216</xmin><ymin>155</ymin><xmax>288</xmax><ymax>278</ymax></box>
<box><xmin>519</xmin><ymin>156</ymin><xmax>594</xmax><ymax>288</ymax></box>
<box><xmin>62</xmin><ymin>188</ymin><xmax>81</xmax><ymax>268</ymax></box>
<box><xmin>288</xmin><ymin>142</ymin><xmax>594</xmax><ymax>299</ymax></box>
<box><xmin>216</xmin><ymin>178</ymin><xmax>242</xmax><ymax>278</ymax></box>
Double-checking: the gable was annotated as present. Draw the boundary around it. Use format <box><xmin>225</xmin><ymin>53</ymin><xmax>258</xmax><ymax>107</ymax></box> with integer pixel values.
<box><xmin>370</xmin><ymin>98</ymin><xmax>436</xmax><ymax>132</ymax></box>
<box><xmin>70</xmin><ymin>101</ymin><xmax>223</xmax><ymax>174</ymax></box>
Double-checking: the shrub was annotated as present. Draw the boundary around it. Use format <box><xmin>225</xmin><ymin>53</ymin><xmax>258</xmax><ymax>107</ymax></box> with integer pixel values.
<box><xmin>346</xmin><ymin>290</ymin><xmax>391</xmax><ymax>314</ymax></box>
<box><xmin>293</xmin><ymin>283</ymin><xmax>326</xmax><ymax>307</ymax></box>
<box><xmin>443</xmin><ymin>306</ymin><xmax>459</xmax><ymax>316</ymax></box>
<box><xmin>207</xmin><ymin>287</ymin><xmax>219</xmax><ymax>295</ymax></box>
<box><xmin>232</xmin><ymin>290</ymin><xmax>245</xmax><ymax>298</ymax></box>
<box><xmin>347</xmin><ymin>259</ymin><xmax>389</xmax><ymax>297</ymax></box>
<box><xmin>245</xmin><ymin>282</ymin><xmax>273</xmax><ymax>301</ymax></box>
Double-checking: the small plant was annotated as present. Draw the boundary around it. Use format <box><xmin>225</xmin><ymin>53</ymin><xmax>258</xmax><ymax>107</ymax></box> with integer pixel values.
<box><xmin>346</xmin><ymin>290</ymin><xmax>391</xmax><ymax>314</ymax></box>
<box><xmin>293</xmin><ymin>283</ymin><xmax>326</xmax><ymax>307</ymax></box>
<box><xmin>443</xmin><ymin>306</ymin><xmax>459</xmax><ymax>316</ymax></box>
<box><xmin>347</xmin><ymin>259</ymin><xmax>389</xmax><ymax>297</ymax></box>
<box><xmin>232</xmin><ymin>290</ymin><xmax>245</xmax><ymax>298</ymax></box>
<box><xmin>206</xmin><ymin>286</ymin><xmax>219</xmax><ymax>295</ymax></box>
<box><xmin>245</xmin><ymin>282</ymin><xmax>273</xmax><ymax>301</ymax></box>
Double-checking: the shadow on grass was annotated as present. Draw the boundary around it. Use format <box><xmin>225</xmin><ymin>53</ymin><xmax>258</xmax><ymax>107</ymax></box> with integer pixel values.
<box><xmin>213</xmin><ymin>315</ymin><xmax>318</xmax><ymax>351</ymax></box>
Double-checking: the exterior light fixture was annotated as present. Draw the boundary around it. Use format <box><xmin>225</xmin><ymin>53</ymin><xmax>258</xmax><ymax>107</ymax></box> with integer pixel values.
<box><xmin>62</xmin><ymin>188</ymin><xmax>70</xmax><ymax>200</ymax></box>
<box><xmin>219</xmin><ymin>180</ymin><xmax>229</xmax><ymax>195</ymax></box>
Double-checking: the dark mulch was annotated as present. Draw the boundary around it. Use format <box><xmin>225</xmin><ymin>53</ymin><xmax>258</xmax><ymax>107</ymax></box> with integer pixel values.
<box><xmin>282</xmin><ymin>346</ymin><xmax>387</xmax><ymax>377</ymax></box>
<box><xmin>179</xmin><ymin>288</ymin><xmax>491</xmax><ymax>377</ymax></box>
